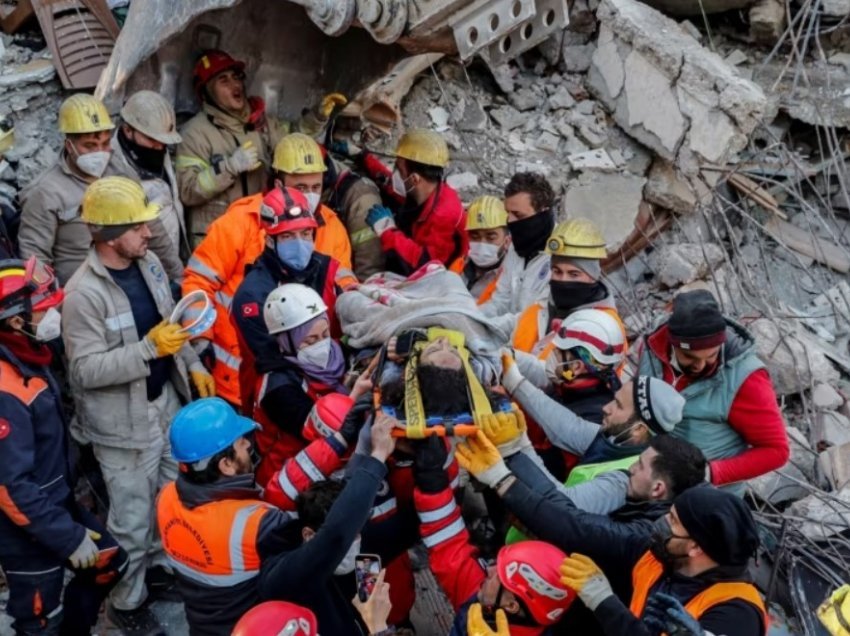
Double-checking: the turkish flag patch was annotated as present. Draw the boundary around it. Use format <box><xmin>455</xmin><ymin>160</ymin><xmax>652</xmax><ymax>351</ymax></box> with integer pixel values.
<box><xmin>0</xmin><ymin>418</ymin><xmax>10</xmax><ymax>440</ymax></box>
<box><xmin>241</xmin><ymin>303</ymin><xmax>260</xmax><ymax>317</ymax></box>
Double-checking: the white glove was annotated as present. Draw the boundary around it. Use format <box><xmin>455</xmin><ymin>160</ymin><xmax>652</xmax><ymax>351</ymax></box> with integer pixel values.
<box><xmin>224</xmin><ymin>141</ymin><xmax>261</xmax><ymax>175</ymax></box>
<box><xmin>497</xmin><ymin>431</ymin><xmax>533</xmax><ymax>458</ymax></box>
<box><xmin>69</xmin><ymin>529</ymin><xmax>101</xmax><ymax>569</ymax></box>
<box><xmin>500</xmin><ymin>350</ymin><xmax>525</xmax><ymax>395</ymax></box>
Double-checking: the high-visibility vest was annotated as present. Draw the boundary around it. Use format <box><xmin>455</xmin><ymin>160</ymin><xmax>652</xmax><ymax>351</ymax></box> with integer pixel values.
<box><xmin>157</xmin><ymin>481</ymin><xmax>273</xmax><ymax>587</ymax></box>
<box><xmin>629</xmin><ymin>551</ymin><xmax>767</xmax><ymax>633</ymax></box>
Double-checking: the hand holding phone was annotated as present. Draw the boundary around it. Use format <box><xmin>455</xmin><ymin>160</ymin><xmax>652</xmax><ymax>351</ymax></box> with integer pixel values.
<box><xmin>354</xmin><ymin>554</ymin><xmax>381</xmax><ymax>602</ymax></box>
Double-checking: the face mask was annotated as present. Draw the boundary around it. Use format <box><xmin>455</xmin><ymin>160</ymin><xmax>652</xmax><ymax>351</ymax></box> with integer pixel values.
<box><xmin>334</xmin><ymin>537</ymin><xmax>361</xmax><ymax>575</ymax></box>
<box><xmin>276</xmin><ymin>238</ymin><xmax>313</xmax><ymax>271</ymax></box>
<box><xmin>507</xmin><ymin>209</ymin><xmax>554</xmax><ymax>258</ymax></box>
<box><xmin>75</xmin><ymin>150</ymin><xmax>111</xmax><ymax>178</ymax></box>
<box><xmin>610</xmin><ymin>417</ymin><xmax>644</xmax><ymax>445</ymax></box>
<box><xmin>121</xmin><ymin>130</ymin><xmax>166</xmax><ymax>174</ymax></box>
<box><xmin>34</xmin><ymin>307</ymin><xmax>62</xmax><ymax>342</ymax></box>
<box><xmin>304</xmin><ymin>191</ymin><xmax>321</xmax><ymax>215</ymax></box>
<box><xmin>392</xmin><ymin>168</ymin><xmax>410</xmax><ymax>198</ymax></box>
<box><xmin>468</xmin><ymin>241</ymin><xmax>503</xmax><ymax>269</ymax></box>
<box><xmin>649</xmin><ymin>519</ymin><xmax>691</xmax><ymax>570</ymax></box>
<box><xmin>297</xmin><ymin>338</ymin><xmax>332</xmax><ymax>368</ymax></box>
<box><xmin>549</xmin><ymin>279</ymin><xmax>607</xmax><ymax>314</ymax></box>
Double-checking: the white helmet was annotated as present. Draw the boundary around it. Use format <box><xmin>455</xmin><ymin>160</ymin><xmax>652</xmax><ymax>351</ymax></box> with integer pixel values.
<box><xmin>121</xmin><ymin>90</ymin><xmax>182</xmax><ymax>145</ymax></box>
<box><xmin>263</xmin><ymin>284</ymin><xmax>328</xmax><ymax>335</ymax></box>
<box><xmin>552</xmin><ymin>309</ymin><xmax>625</xmax><ymax>366</ymax></box>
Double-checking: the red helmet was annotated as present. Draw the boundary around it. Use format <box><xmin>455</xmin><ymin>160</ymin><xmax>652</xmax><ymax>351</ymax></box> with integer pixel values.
<box><xmin>193</xmin><ymin>50</ymin><xmax>246</xmax><ymax>96</ymax></box>
<box><xmin>0</xmin><ymin>257</ymin><xmax>63</xmax><ymax>321</ymax></box>
<box><xmin>233</xmin><ymin>601</ymin><xmax>317</xmax><ymax>636</ymax></box>
<box><xmin>497</xmin><ymin>541</ymin><xmax>576</xmax><ymax>626</ymax></box>
<box><xmin>304</xmin><ymin>393</ymin><xmax>354</xmax><ymax>442</ymax></box>
<box><xmin>260</xmin><ymin>186</ymin><xmax>317</xmax><ymax>236</ymax></box>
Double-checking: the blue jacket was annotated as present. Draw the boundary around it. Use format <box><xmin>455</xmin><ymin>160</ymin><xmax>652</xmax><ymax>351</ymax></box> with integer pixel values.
<box><xmin>0</xmin><ymin>345</ymin><xmax>85</xmax><ymax>558</ymax></box>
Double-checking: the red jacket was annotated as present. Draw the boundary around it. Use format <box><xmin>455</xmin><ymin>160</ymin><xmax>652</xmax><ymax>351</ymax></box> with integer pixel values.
<box><xmin>641</xmin><ymin>325</ymin><xmax>789</xmax><ymax>485</ymax></box>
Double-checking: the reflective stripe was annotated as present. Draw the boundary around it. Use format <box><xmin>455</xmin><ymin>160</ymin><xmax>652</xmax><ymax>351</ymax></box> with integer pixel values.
<box><xmin>174</xmin><ymin>155</ymin><xmax>210</xmax><ymax>170</ymax></box>
<box><xmin>213</xmin><ymin>343</ymin><xmax>240</xmax><ymax>371</ymax></box>
<box><xmin>449</xmin><ymin>474</ymin><xmax>460</xmax><ymax>490</ymax></box>
<box><xmin>186</xmin><ymin>257</ymin><xmax>222</xmax><ymax>284</ymax></box>
<box><xmin>350</xmin><ymin>227</ymin><xmax>377</xmax><ymax>246</ymax></box>
<box><xmin>196</xmin><ymin>167</ymin><xmax>219</xmax><ymax>196</ymax></box>
<box><xmin>295</xmin><ymin>452</ymin><xmax>325</xmax><ymax>482</ymax></box>
<box><xmin>256</xmin><ymin>373</ymin><xmax>270</xmax><ymax>402</ymax></box>
<box><xmin>105</xmin><ymin>311</ymin><xmax>135</xmax><ymax>332</ymax></box>
<box><xmin>370</xmin><ymin>497</ymin><xmax>397</xmax><ymax>520</ymax></box>
<box><xmin>229</xmin><ymin>505</ymin><xmax>259</xmax><ymax>572</ymax></box>
<box><xmin>167</xmin><ymin>555</ymin><xmax>258</xmax><ymax>587</ymax></box>
<box><xmin>276</xmin><ymin>469</ymin><xmax>300</xmax><ymax>502</ymax></box>
<box><xmin>422</xmin><ymin>517</ymin><xmax>465</xmax><ymax>548</ymax></box>
<box><xmin>215</xmin><ymin>290</ymin><xmax>233</xmax><ymax>310</ymax></box>
<box><xmin>418</xmin><ymin>500</ymin><xmax>457</xmax><ymax>523</ymax></box>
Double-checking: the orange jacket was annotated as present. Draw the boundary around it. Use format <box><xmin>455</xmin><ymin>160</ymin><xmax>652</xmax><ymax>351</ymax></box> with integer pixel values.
<box><xmin>630</xmin><ymin>551</ymin><xmax>767</xmax><ymax>632</ymax></box>
<box><xmin>512</xmin><ymin>302</ymin><xmax>627</xmax><ymax>357</ymax></box>
<box><xmin>182</xmin><ymin>194</ymin><xmax>354</xmax><ymax>405</ymax></box>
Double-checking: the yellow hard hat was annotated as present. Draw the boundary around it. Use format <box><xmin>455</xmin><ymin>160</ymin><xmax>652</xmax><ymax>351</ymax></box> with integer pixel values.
<box><xmin>58</xmin><ymin>94</ymin><xmax>115</xmax><ymax>135</ymax></box>
<box><xmin>467</xmin><ymin>195</ymin><xmax>508</xmax><ymax>230</ymax></box>
<box><xmin>546</xmin><ymin>218</ymin><xmax>607</xmax><ymax>259</ymax></box>
<box><xmin>273</xmin><ymin>133</ymin><xmax>327</xmax><ymax>174</ymax></box>
<box><xmin>0</xmin><ymin>116</ymin><xmax>13</xmax><ymax>155</ymax></box>
<box><xmin>81</xmin><ymin>177</ymin><xmax>160</xmax><ymax>226</ymax></box>
<box><xmin>395</xmin><ymin>129</ymin><xmax>449</xmax><ymax>168</ymax></box>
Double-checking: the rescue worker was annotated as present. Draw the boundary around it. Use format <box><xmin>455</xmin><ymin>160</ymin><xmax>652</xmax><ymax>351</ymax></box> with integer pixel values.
<box><xmin>255</xmin><ymin>284</ymin><xmax>371</xmax><ymax>491</ymax></box>
<box><xmin>363</xmin><ymin>129</ymin><xmax>468</xmax><ymax>275</ymax></box>
<box><xmin>62</xmin><ymin>176</ymin><xmax>215</xmax><ymax>633</ymax></box>
<box><xmin>409</xmin><ymin>427</ymin><xmax>576</xmax><ymax>635</ymax></box>
<box><xmin>637</xmin><ymin>289</ymin><xmax>789</xmax><ymax>492</ymax></box>
<box><xmin>175</xmin><ymin>49</ymin><xmax>346</xmax><ymax>245</ymax></box>
<box><xmin>479</xmin><ymin>173</ymin><xmax>555</xmax><ymax>329</ymax></box>
<box><xmin>462</xmin><ymin>195</ymin><xmax>510</xmax><ymax>303</ymax></box>
<box><xmin>18</xmin><ymin>93</ymin><xmax>117</xmax><ymax>284</ymax></box>
<box><xmin>0</xmin><ymin>114</ymin><xmax>19</xmax><ymax>257</ymax></box>
<box><xmin>558</xmin><ymin>484</ymin><xmax>766</xmax><ymax>636</ymax></box>
<box><xmin>513</xmin><ymin>218</ymin><xmax>621</xmax><ymax>355</ymax></box>
<box><xmin>156</xmin><ymin>398</ymin><xmax>299</xmax><ymax>635</ymax></box>
<box><xmin>111</xmin><ymin>90</ymin><xmax>188</xmax><ymax>284</ymax></box>
<box><xmin>232</xmin><ymin>186</ymin><xmax>347</xmax><ymax>409</ymax></box>
<box><xmin>0</xmin><ymin>257</ymin><xmax>129</xmax><ymax>634</ymax></box>
<box><xmin>256</xmin><ymin>411</ymin><xmax>397</xmax><ymax>635</ymax></box>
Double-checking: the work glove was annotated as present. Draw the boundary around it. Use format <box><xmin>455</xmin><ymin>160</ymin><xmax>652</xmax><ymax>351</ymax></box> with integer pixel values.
<box><xmin>500</xmin><ymin>350</ymin><xmax>525</xmax><ymax>395</ymax></box>
<box><xmin>476</xmin><ymin>410</ymin><xmax>531</xmax><ymax>458</ymax></box>
<box><xmin>69</xmin><ymin>529</ymin><xmax>101</xmax><ymax>569</ymax></box>
<box><xmin>145</xmin><ymin>320</ymin><xmax>190</xmax><ymax>358</ymax></box>
<box><xmin>339</xmin><ymin>393</ymin><xmax>373</xmax><ymax>445</ymax></box>
<box><xmin>467</xmin><ymin>603</ymin><xmax>510</xmax><ymax>636</ymax></box>
<box><xmin>643</xmin><ymin>593</ymin><xmax>704</xmax><ymax>636</ymax></box>
<box><xmin>455</xmin><ymin>431</ymin><xmax>511</xmax><ymax>489</ymax></box>
<box><xmin>224</xmin><ymin>141</ymin><xmax>261</xmax><ymax>175</ymax></box>
<box><xmin>318</xmin><ymin>92</ymin><xmax>348</xmax><ymax>119</ymax></box>
<box><xmin>190</xmin><ymin>363</ymin><xmax>216</xmax><ymax>398</ymax></box>
<box><xmin>412</xmin><ymin>436</ymin><xmax>450</xmax><ymax>493</ymax></box>
<box><xmin>559</xmin><ymin>554</ymin><xmax>614</xmax><ymax>611</ymax></box>
<box><xmin>366</xmin><ymin>204</ymin><xmax>396</xmax><ymax>237</ymax></box>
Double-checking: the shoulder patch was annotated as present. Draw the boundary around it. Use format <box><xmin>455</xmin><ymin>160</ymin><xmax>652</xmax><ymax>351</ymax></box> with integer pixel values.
<box><xmin>0</xmin><ymin>418</ymin><xmax>10</xmax><ymax>440</ymax></box>
<box><xmin>241</xmin><ymin>302</ymin><xmax>260</xmax><ymax>317</ymax></box>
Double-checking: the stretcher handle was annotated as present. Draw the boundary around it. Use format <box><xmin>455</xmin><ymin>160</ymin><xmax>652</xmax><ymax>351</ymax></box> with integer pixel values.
<box><xmin>391</xmin><ymin>424</ymin><xmax>479</xmax><ymax>438</ymax></box>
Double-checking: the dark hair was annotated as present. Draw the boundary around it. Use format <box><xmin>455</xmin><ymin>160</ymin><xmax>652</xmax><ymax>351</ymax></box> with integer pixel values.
<box><xmin>417</xmin><ymin>365</ymin><xmax>469</xmax><ymax>415</ymax></box>
<box><xmin>504</xmin><ymin>172</ymin><xmax>555</xmax><ymax>212</ymax></box>
<box><xmin>296</xmin><ymin>480</ymin><xmax>345</xmax><ymax>532</ymax></box>
<box><xmin>405</xmin><ymin>159</ymin><xmax>444</xmax><ymax>184</ymax></box>
<box><xmin>648</xmin><ymin>435</ymin><xmax>706</xmax><ymax>497</ymax></box>
<box><xmin>182</xmin><ymin>447</ymin><xmax>236</xmax><ymax>485</ymax></box>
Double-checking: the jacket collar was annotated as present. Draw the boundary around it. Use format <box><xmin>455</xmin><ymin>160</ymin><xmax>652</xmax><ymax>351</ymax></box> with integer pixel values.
<box><xmin>203</xmin><ymin>101</ymin><xmax>248</xmax><ymax>133</ymax></box>
<box><xmin>175</xmin><ymin>473</ymin><xmax>263</xmax><ymax>509</ymax></box>
<box><xmin>645</xmin><ymin>319</ymin><xmax>755</xmax><ymax>376</ymax></box>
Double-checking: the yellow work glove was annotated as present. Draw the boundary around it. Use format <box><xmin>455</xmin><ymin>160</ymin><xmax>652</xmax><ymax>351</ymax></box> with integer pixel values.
<box><xmin>145</xmin><ymin>321</ymin><xmax>189</xmax><ymax>358</ymax></box>
<box><xmin>818</xmin><ymin>584</ymin><xmax>850</xmax><ymax>636</ymax></box>
<box><xmin>559</xmin><ymin>554</ymin><xmax>614</xmax><ymax>611</ymax></box>
<box><xmin>319</xmin><ymin>92</ymin><xmax>347</xmax><ymax>119</ymax></box>
<box><xmin>500</xmin><ymin>350</ymin><xmax>525</xmax><ymax>394</ymax></box>
<box><xmin>190</xmin><ymin>368</ymin><xmax>216</xmax><ymax>398</ymax></box>
<box><xmin>467</xmin><ymin>603</ymin><xmax>509</xmax><ymax>636</ymax></box>
<box><xmin>455</xmin><ymin>431</ymin><xmax>511</xmax><ymax>488</ymax></box>
<box><xmin>478</xmin><ymin>410</ymin><xmax>527</xmax><ymax>447</ymax></box>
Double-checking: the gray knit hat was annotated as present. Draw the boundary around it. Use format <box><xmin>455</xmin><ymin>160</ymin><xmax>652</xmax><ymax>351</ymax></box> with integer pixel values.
<box><xmin>559</xmin><ymin>256</ymin><xmax>601</xmax><ymax>280</ymax></box>
<box><xmin>633</xmin><ymin>375</ymin><xmax>685</xmax><ymax>435</ymax></box>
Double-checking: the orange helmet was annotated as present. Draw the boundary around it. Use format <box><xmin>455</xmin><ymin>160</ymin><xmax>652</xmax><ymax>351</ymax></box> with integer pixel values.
<box><xmin>259</xmin><ymin>186</ymin><xmax>317</xmax><ymax>236</ymax></box>
<box><xmin>0</xmin><ymin>257</ymin><xmax>63</xmax><ymax>321</ymax></box>
<box><xmin>193</xmin><ymin>50</ymin><xmax>246</xmax><ymax>96</ymax></box>
<box><xmin>232</xmin><ymin>601</ymin><xmax>317</xmax><ymax>636</ymax></box>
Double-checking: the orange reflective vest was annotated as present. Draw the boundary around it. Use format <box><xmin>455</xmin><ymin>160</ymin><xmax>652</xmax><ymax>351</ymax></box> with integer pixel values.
<box><xmin>512</xmin><ymin>302</ymin><xmax>628</xmax><ymax>358</ymax></box>
<box><xmin>157</xmin><ymin>481</ymin><xmax>274</xmax><ymax>588</ymax></box>
<box><xmin>476</xmin><ymin>276</ymin><xmax>499</xmax><ymax>305</ymax></box>
<box><xmin>629</xmin><ymin>551</ymin><xmax>767</xmax><ymax>633</ymax></box>
<box><xmin>183</xmin><ymin>194</ymin><xmax>355</xmax><ymax>405</ymax></box>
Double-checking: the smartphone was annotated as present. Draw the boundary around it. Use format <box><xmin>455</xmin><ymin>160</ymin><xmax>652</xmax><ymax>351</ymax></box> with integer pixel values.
<box><xmin>354</xmin><ymin>553</ymin><xmax>382</xmax><ymax>602</ymax></box>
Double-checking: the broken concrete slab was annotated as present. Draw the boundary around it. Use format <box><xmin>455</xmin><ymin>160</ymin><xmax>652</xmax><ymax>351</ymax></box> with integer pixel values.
<box><xmin>812</xmin><ymin>411</ymin><xmax>850</xmax><ymax>449</ymax></box>
<box><xmin>749</xmin><ymin>0</ymin><xmax>786</xmax><ymax>44</ymax></box>
<box><xmin>0</xmin><ymin>57</ymin><xmax>55</xmax><ymax>88</ymax></box>
<box><xmin>644</xmin><ymin>159</ymin><xmax>698</xmax><ymax>213</ymax></box>
<box><xmin>647</xmin><ymin>242</ymin><xmax>724</xmax><ymax>288</ymax></box>
<box><xmin>748</xmin><ymin>464</ymin><xmax>812</xmax><ymax>505</ymax></box>
<box><xmin>489</xmin><ymin>105</ymin><xmax>525</xmax><ymax>130</ymax></box>
<box><xmin>813</xmin><ymin>383</ymin><xmax>844</xmax><ymax>412</ymax></box>
<box><xmin>563</xmin><ymin>44</ymin><xmax>596</xmax><ymax>73</ymax></box>
<box><xmin>787</xmin><ymin>487</ymin><xmax>850</xmax><ymax>539</ymax></box>
<box><xmin>446</xmin><ymin>171</ymin><xmax>479</xmax><ymax>191</ymax></box>
<box><xmin>822</xmin><ymin>0</ymin><xmax>850</xmax><ymax>16</ymax></box>
<box><xmin>568</xmin><ymin>148</ymin><xmax>617</xmax><ymax>171</ymax></box>
<box><xmin>563</xmin><ymin>172</ymin><xmax>646</xmax><ymax>251</ymax></box>
<box><xmin>509</xmin><ymin>87</ymin><xmax>539</xmax><ymax>112</ymax></box>
<box><xmin>819</xmin><ymin>443</ymin><xmax>850</xmax><ymax>491</ymax></box>
<box><xmin>548</xmin><ymin>85</ymin><xmax>576</xmax><ymax>111</ymax></box>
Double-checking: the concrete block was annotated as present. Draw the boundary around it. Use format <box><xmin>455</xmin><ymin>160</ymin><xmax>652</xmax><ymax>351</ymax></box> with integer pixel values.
<box><xmin>787</xmin><ymin>487</ymin><xmax>850</xmax><ymax>539</ymax></box>
<box><xmin>563</xmin><ymin>173</ymin><xmax>646</xmax><ymax>251</ymax></box>
<box><xmin>749</xmin><ymin>0</ymin><xmax>786</xmax><ymax>44</ymax></box>
<box><xmin>812</xmin><ymin>411</ymin><xmax>850</xmax><ymax>448</ymax></box>
<box><xmin>644</xmin><ymin>159</ymin><xmax>697</xmax><ymax>213</ymax></box>
<box><xmin>813</xmin><ymin>383</ymin><xmax>844</xmax><ymax>411</ymax></box>
<box><xmin>822</xmin><ymin>0</ymin><xmax>850</xmax><ymax>16</ymax></box>
<box><xmin>563</xmin><ymin>44</ymin><xmax>596</xmax><ymax>73</ymax></box>
<box><xmin>819</xmin><ymin>442</ymin><xmax>850</xmax><ymax>490</ymax></box>
<box><xmin>647</xmin><ymin>242</ymin><xmax>724</xmax><ymax>287</ymax></box>
<box><xmin>568</xmin><ymin>149</ymin><xmax>618</xmax><ymax>171</ymax></box>
<box><xmin>489</xmin><ymin>105</ymin><xmax>525</xmax><ymax>130</ymax></box>
<box><xmin>548</xmin><ymin>85</ymin><xmax>577</xmax><ymax>110</ymax></box>
<box><xmin>446</xmin><ymin>171</ymin><xmax>479</xmax><ymax>191</ymax></box>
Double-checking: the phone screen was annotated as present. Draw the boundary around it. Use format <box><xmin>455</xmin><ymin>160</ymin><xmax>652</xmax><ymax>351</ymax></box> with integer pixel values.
<box><xmin>354</xmin><ymin>553</ymin><xmax>381</xmax><ymax>602</ymax></box>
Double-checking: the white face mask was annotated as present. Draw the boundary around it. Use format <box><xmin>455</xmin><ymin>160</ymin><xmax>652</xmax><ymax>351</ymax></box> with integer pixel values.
<box><xmin>35</xmin><ymin>307</ymin><xmax>62</xmax><ymax>342</ymax></box>
<box><xmin>304</xmin><ymin>191</ymin><xmax>321</xmax><ymax>215</ymax></box>
<box><xmin>297</xmin><ymin>338</ymin><xmax>332</xmax><ymax>368</ymax></box>
<box><xmin>391</xmin><ymin>168</ymin><xmax>409</xmax><ymax>198</ymax></box>
<box><xmin>468</xmin><ymin>241</ymin><xmax>503</xmax><ymax>268</ymax></box>
<box><xmin>75</xmin><ymin>150</ymin><xmax>111</xmax><ymax>178</ymax></box>
<box><xmin>334</xmin><ymin>537</ymin><xmax>361</xmax><ymax>575</ymax></box>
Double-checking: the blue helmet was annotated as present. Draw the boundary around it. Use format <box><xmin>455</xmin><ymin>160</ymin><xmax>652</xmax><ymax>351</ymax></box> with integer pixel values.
<box><xmin>170</xmin><ymin>397</ymin><xmax>258</xmax><ymax>464</ymax></box>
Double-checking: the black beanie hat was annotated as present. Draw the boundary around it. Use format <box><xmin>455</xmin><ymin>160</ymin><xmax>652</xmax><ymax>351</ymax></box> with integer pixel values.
<box><xmin>668</xmin><ymin>290</ymin><xmax>727</xmax><ymax>351</ymax></box>
<box><xmin>674</xmin><ymin>484</ymin><xmax>760</xmax><ymax>567</ymax></box>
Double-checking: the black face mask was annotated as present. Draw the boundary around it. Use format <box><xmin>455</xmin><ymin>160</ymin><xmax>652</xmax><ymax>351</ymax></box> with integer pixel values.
<box><xmin>119</xmin><ymin>128</ymin><xmax>167</xmax><ymax>176</ymax></box>
<box><xmin>549</xmin><ymin>280</ymin><xmax>607</xmax><ymax>316</ymax></box>
<box><xmin>507</xmin><ymin>209</ymin><xmax>554</xmax><ymax>258</ymax></box>
<box><xmin>649</xmin><ymin>518</ymin><xmax>691</xmax><ymax>571</ymax></box>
